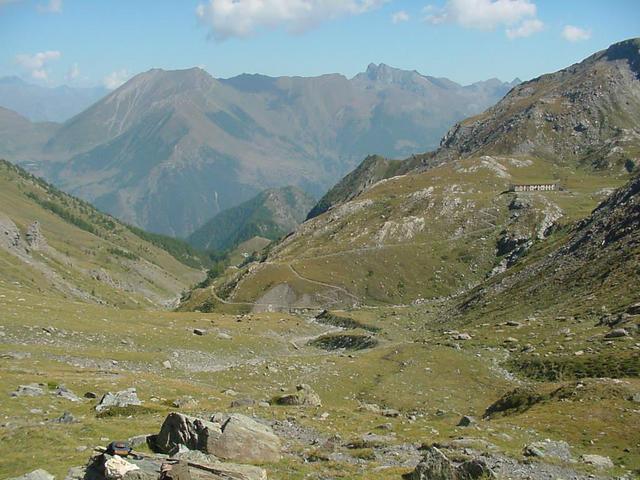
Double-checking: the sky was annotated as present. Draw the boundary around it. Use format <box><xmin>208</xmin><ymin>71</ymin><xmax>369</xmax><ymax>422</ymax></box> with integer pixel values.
<box><xmin>0</xmin><ymin>0</ymin><xmax>638</xmax><ymax>89</ymax></box>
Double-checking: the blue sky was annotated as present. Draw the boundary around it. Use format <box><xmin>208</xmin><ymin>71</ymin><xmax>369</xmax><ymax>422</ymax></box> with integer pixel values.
<box><xmin>1</xmin><ymin>0</ymin><xmax>638</xmax><ymax>89</ymax></box>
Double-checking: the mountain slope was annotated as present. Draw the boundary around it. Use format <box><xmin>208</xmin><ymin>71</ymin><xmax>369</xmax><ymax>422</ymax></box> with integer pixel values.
<box><xmin>0</xmin><ymin>159</ymin><xmax>202</xmax><ymax>308</ymax></box>
<box><xmin>310</xmin><ymin>38</ymin><xmax>640</xmax><ymax>217</ymax></box>
<box><xmin>0</xmin><ymin>76</ymin><xmax>107</xmax><ymax>122</ymax></box>
<box><xmin>457</xmin><ymin>172</ymin><xmax>640</xmax><ymax>323</ymax></box>
<box><xmin>183</xmin><ymin>38</ymin><xmax>640</xmax><ymax>313</ymax></box>
<box><xmin>0</xmin><ymin>107</ymin><xmax>59</xmax><ymax>162</ymax></box>
<box><xmin>3</xmin><ymin>66</ymin><xmax>515</xmax><ymax>237</ymax></box>
<box><xmin>188</xmin><ymin>186</ymin><xmax>315</xmax><ymax>252</ymax></box>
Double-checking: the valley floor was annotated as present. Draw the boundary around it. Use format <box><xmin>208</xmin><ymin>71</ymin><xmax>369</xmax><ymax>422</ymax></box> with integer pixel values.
<box><xmin>0</xmin><ymin>279</ymin><xmax>638</xmax><ymax>479</ymax></box>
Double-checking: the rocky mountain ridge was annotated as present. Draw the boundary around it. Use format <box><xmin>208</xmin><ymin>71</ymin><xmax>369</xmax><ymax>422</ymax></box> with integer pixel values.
<box><xmin>0</xmin><ymin>66</ymin><xmax>516</xmax><ymax>237</ymax></box>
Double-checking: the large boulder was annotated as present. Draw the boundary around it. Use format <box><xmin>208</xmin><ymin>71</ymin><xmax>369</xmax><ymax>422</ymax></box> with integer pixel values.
<box><xmin>155</xmin><ymin>413</ymin><xmax>222</xmax><ymax>455</ymax></box>
<box><xmin>154</xmin><ymin>412</ymin><xmax>281</xmax><ymax>464</ymax></box>
<box><xmin>274</xmin><ymin>384</ymin><xmax>322</xmax><ymax>407</ymax></box>
<box><xmin>175</xmin><ymin>450</ymin><xmax>267</xmax><ymax>480</ymax></box>
<box><xmin>96</xmin><ymin>388</ymin><xmax>142</xmax><ymax>412</ymax></box>
<box><xmin>208</xmin><ymin>413</ymin><xmax>282</xmax><ymax>463</ymax></box>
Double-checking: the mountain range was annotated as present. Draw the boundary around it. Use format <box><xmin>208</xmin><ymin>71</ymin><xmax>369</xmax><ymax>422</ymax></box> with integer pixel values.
<box><xmin>0</xmin><ymin>65</ymin><xmax>517</xmax><ymax>237</ymax></box>
<box><xmin>183</xmin><ymin>38</ymin><xmax>640</xmax><ymax>313</ymax></box>
<box><xmin>0</xmin><ymin>76</ymin><xmax>107</xmax><ymax>122</ymax></box>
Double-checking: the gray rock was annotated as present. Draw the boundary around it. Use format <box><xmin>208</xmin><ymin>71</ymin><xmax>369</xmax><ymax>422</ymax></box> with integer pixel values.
<box><xmin>209</xmin><ymin>413</ymin><xmax>282</xmax><ymax>464</ymax></box>
<box><xmin>8</xmin><ymin>470</ymin><xmax>55</xmax><ymax>480</ymax></box>
<box><xmin>193</xmin><ymin>328</ymin><xmax>206</xmax><ymax>336</ymax></box>
<box><xmin>274</xmin><ymin>384</ymin><xmax>322</xmax><ymax>407</ymax></box>
<box><xmin>174</xmin><ymin>450</ymin><xmax>267</xmax><ymax>480</ymax></box>
<box><xmin>128</xmin><ymin>434</ymin><xmax>152</xmax><ymax>448</ymax></box>
<box><xmin>454</xmin><ymin>333</ymin><xmax>472</xmax><ymax>341</ymax></box>
<box><xmin>605</xmin><ymin>328</ymin><xmax>629</xmax><ymax>338</ymax></box>
<box><xmin>171</xmin><ymin>396</ymin><xmax>198</xmax><ymax>409</ymax></box>
<box><xmin>155</xmin><ymin>412</ymin><xmax>223</xmax><ymax>455</ymax></box>
<box><xmin>56</xmin><ymin>411</ymin><xmax>76</xmax><ymax>423</ymax></box>
<box><xmin>64</xmin><ymin>466</ymin><xmax>85</xmax><ymax>480</ymax></box>
<box><xmin>523</xmin><ymin>439</ymin><xmax>572</xmax><ymax>462</ymax></box>
<box><xmin>96</xmin><ymin>388</ymin><xmax>142</xmax><ymax>412</ymax></box>
<box><xmin>11</xmin><ymin>384</ymin><xmax>44</xmax><ymax>397</ymax></box>
<box><xmin>581</xmin><ymin>454</ymin><xmax>614</xmax><ymax>468</ymax></box>
<box><xmin>403</xmin><ymin>446</ymin><xmax>495</xmax><ymax>480</ymax></box>
<box><xmin>53</xmin><ymin>385</ymin><xmax>81</xmax><ymax>402</ymax></box>
<box><xmin>403</xmin><ymin>446</ymin><xmax>455</xmax><ymax>480</ymax></box>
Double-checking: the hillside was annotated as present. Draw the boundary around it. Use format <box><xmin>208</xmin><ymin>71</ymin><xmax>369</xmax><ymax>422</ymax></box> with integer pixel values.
<box><xmin>0</xmin><ymin>66</ymin><xmax>515</xmax><ymax>237</ymax></box>
<box><xmin>0</xmin><ymin>76</ymin><xmax>107</xmax><ymax>122</ymax></box>
<box><xmin>188</xmin><ymin>186</ymin><xmax>315</xmax><ymax>252</ymax></box>
<box><xmin>0</xmin><ymin>107</ymin><xmax>59</xmax><ymax>162</ymax></box>
<box><xmin>310</xmin><ymin>38</ymin><xmax>640</xmax><ymax>217</ymax></box>
<box><xmin>0</xmin><ymin>159</ymin><xmax>203</xmax><ymax>308</ymax></box>
<box><xmin>182</xmin><ymin>38</ymin><xmax>640</xmax><ymax>313</ymax></box>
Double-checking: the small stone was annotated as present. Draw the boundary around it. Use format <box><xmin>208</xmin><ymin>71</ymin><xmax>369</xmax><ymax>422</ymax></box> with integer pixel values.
<box><xmin>218</xmin><ymin>332</ymin><xmax>232</xmax><ymax>340</ymax></box>
<box><xmin>193</xmin><ymin>328</ymin><xmax>206</xmax><ymax>336</ymax></box>
<box><xmin>96</xmin><ymin>388</ymin><xmax>142</xmax><ymax>412</ymax></box>
<box><xmin>84</xmin><ymin>392</ymin><xmax>97</xmax><ymax>399</ymax></box>
<box><xmin>504</xmin><ymin>337</ymin><xmax>519</xmax><ymax>343</ymax></box>
<box><xmin>506</xmin><ymin>321</ymin><xmax>521</xmax><ymax>327</ymax></box>
<box><xmin>56</xmin><ymin>411</ymin><xmax>76</xmax><ymax>423</ymax></box>
<box><xmin>162</xmin><ymin>360</ymin><xmax>172</xmax><ymax>369</ymax></box>
<box><xmin>454</xmin><ymin>333</ymin><xmax>472</xmax><ymax>341</ymax></box>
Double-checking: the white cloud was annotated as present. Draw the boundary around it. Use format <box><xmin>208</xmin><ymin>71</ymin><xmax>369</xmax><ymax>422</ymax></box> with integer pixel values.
<box><xmin>506</xmin><ymin>17</ymin><xmax>543</xmax><ymax>38</ymax></box>
<box><xmin>424</xmin><ymin>0</ymin><xmax>542</xmax><ymax>38</ymax></box>
<box><xmin>562</xmin><ymin>25</ymin><xmax>591</xmax><ymax>42</ymax></box>
<box><xmin>196</xmin><ymin>0</ymin><xmax>388</xmax><ymax>40</ymax></box>
<box><xmin>66</xmin><ymin>63</ymin><xmax>79</xmax><ymax>81</ymax></box>
<box><xmin>15</xmin><ymin>50</ymin><xmax>61</xmax><ymax>80</ymax></box>
<box><xmin>103</xmin><ymin>69</ymin><xmax>130</xmax><ymax>90</ymax></box>
<box><xmin>391</xmin><ymin>10</ymin><xmax>409</xmax><ymax>24</ymax></box>
<box><xmin>37</xmin><ymin>0</ymin><xmax>62</xmax><ymax>13</ymax></box>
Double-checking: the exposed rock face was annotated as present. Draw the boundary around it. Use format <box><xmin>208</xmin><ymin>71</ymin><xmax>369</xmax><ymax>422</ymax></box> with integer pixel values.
<box><xmin>581</xmin><ymin>454</ymin><xmax>614</xmax><ymax>468</ymax></box>
<box><xmin>96</xmin><ymin>388</ymin><xmax>142</xmax><ymax>412</ymax></box>
<box><xmin>275</xmin><ymin>384</ymin><xmax>322</xmax><ymax>407</ymax></box>
<box><xmin>25</xmin><ymin>221</ymin><xmax>47</xmax><ymax>250</ymax></box>
<box><xmin>155</xmin><ymin>412</ymin><xmax>281</xmax><ymax>464</ymax></box>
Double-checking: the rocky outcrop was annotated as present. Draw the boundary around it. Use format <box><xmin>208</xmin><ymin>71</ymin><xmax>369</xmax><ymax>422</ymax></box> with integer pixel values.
<box><xmin>155</xmin><ymin>413</ymin><xmax>223</xmax><ymax>455</ymax></box>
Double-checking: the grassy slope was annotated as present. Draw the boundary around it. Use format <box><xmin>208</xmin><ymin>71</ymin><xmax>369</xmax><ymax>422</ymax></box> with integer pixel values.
<box><xmin>188</xmin><ymin>186</ymin><xmax>316</xmax><ymax>252</ymax></box>
<box><xmin>188</xmin><ymin>155</ymin><xmax>628</xmax><ymax>311</ymax></box>
<box><xmin>0</xmin><ymin>160</ymin><xmax>202</xmax><ymax>308</ymax></box>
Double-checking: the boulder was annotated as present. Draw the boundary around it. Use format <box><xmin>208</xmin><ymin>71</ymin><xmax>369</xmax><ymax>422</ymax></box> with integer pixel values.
<box><xmin>96</xmin><ymin>388</ymin><xmax>142</xmax><ymax>412</ymax></box>
<box><xmin>605</xmin><ymin>328</ymin><xmax>629</xmax><ymax>338</ymax></box>
<box><xmin>11</xmin><ymin>384</ymin><xmax>44</xmax><ymax>397</ymax></box>
<box><xmin>208</xmin><ymin>413</ymin><xmax>282</xmax><ymax>463</ymax></box>
<box><xmin>8</xmin><ymin>470</ymin><xmax>55</xmax><ymax>480</ymax></box>
<box><xmin>155</xmin><ymin>413</ymin><xmax>223</xmax><ymax>455</ymax></box>
<box><xmin>457</xmin><ymin>459</ymin><xmax>495</xmax><ymax>479</ymax></box>
<box><xmin>581</xmin><ymin>454</ymin><xmax>614</xmax><ymax>469</ymax></box>
<box><xmin>175</xmin><ymin>450</ymin><xmax>267</xmax><ymax>480</ymax></box>
<box><xmin>403</xmin><ymin>447</ymin><xmax>495</xmax><ymax>480</ymax></box>
<box><xmin>523</xmin><ymin>439</ymin><xmax>572</xmax><ymax>462</ymax></box>
<box><xmin>53</xmin><ymin>384</ymin><xmax>81</xmax><ymax>402</ymax></box>
<box><xmin>104</xmin><ymin>455</ymin><xmax>140</xmax><ymax>480</ymax></box>
<box><xmin>403</xmin><ymin>446</ymin><xmax>456</xmax><ymax>480</ymax></box>
<box><xmin>193</xmin><ymin>328</ymin><xmax>206</xmax><ymax>336</ymax></box>
<box><xmin>56</xmin><ymin>411</ymin><xmax>76</xmax><ymax>423</ymax></box>
<box><xmin>275</xmin><ymin>384</ymin><xmax>321</xmax><ymax>407</ymax></box>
